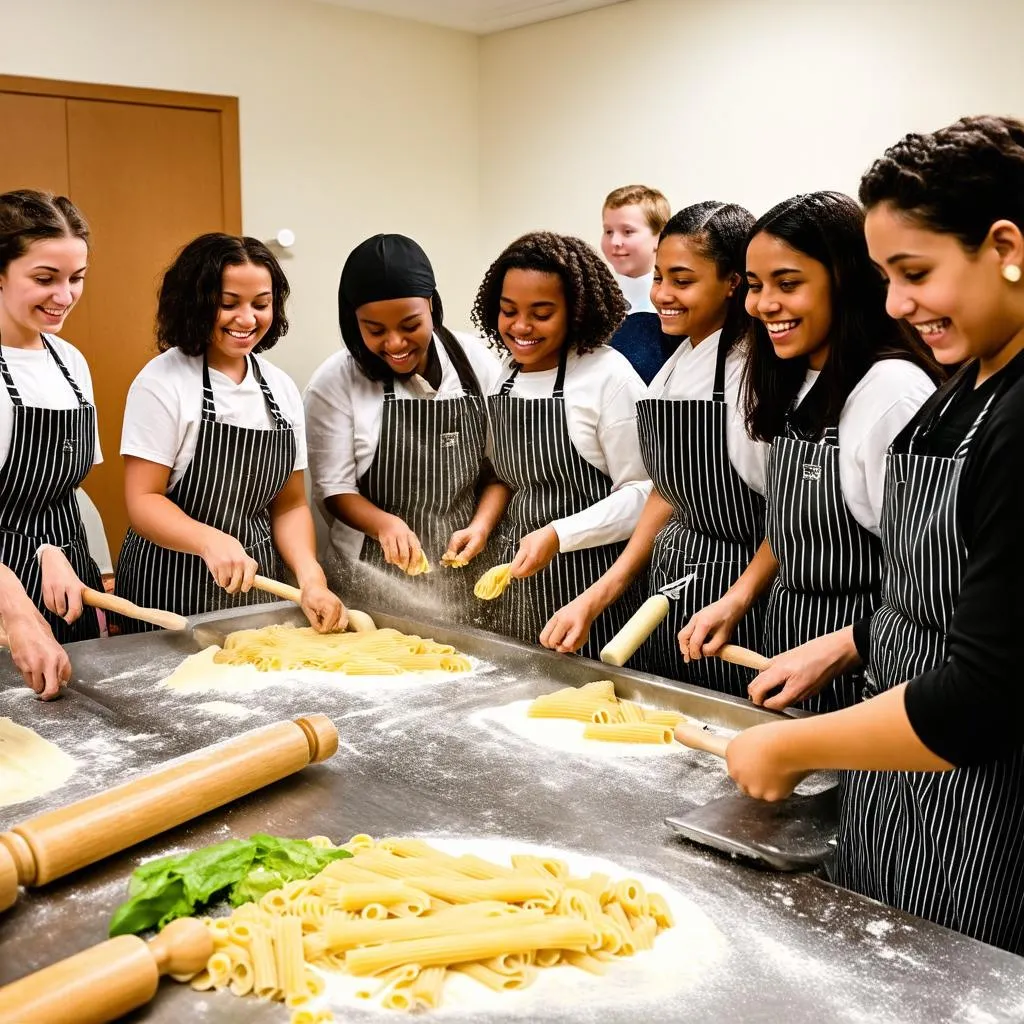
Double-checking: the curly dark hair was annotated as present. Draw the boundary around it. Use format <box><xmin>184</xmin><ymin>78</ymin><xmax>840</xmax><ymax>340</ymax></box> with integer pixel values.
<box><xmin>156</xmin><ymin>233</ymin><xmax>290</xmax><ymax>356</ymax></box>
<box><xmin>660</xmin><ymin>200</ymin><xmax>754</xmax><ymax>354</ymax></box>
<box><xmin>859</xmin><ymin>115</ymin><xmax>1024</xmax><ymax>249</ymax></box>
<box><xmin>471</xmin><ymin>231</ymin><xmax>626</xmax><ymax>356</ymax></box>
<box><xmin>0</xmin><ymin>189</ymin><xmax>89</xmax><ymax>275</ymax></box>
<box><xmin>743</xmin><ymin>191</ymin><xmax>941</xmax><ymax>442</ymax></box>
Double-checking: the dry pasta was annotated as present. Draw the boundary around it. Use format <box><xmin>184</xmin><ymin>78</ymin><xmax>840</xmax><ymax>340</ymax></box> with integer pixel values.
<box><xmin>473</xmin><ymin>563</ymin><xmax>513</xmax><ymax>600</ymax></box>
<box><xmin>525</xmin><ymin>684</ymin><xmax>688</xmax><ymax>745</ymax></box>
<box><xmin>176</xmin><ymin>835</ymin><xmax>675</xmax><ymax>1014</ymax></box>
<box><xmin>211</xmin><ymin>625</ymin><xmax>471</xmax><ymax>675</ymax></box>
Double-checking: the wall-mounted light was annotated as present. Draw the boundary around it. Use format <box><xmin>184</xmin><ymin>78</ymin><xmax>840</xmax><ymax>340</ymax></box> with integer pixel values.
<box><xmin>275</xmin><ymin>228</ymin><xmax>295</xmax><ymax>248</ymax></box>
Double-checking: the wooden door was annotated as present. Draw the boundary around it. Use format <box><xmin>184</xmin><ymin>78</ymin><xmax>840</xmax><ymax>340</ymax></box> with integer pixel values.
<box><xmin>0</xmin><ymin>77</ymin><xmax>240</xmax><ymax>562</ymax></box>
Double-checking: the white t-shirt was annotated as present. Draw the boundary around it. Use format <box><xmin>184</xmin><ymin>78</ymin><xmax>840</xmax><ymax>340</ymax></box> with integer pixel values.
<box><xmin>792</xmin><ymin>359</ymin><xmax>936</xmax><ymax>536</ymax></box>
<box><xmin>491</xmin><ymin>346</ymin><xmax>652</xmax><ymax>552</ymax></box>
<box><xmin>616</xmin><ymin>270</ymin><xmax>656</xmax><ymax>315</ymax></box>
<box><xmin>120</xmin><ymin>348</ymin><xmax>307</xmax><ymax>488</ymax></box>
<box><xmin>304</xmin><ymin>333</ymin><xmax>503</xmax><ymax>558</ymax></box>
<box><xmin>0</xmin><ymin>335</ymin><xmax>102</xmax><ymax>466</ymax></box>
<box><xmin>648</xmin><ymin>330</ymin><xmax>767</xmax><ymax>496</ymax></box>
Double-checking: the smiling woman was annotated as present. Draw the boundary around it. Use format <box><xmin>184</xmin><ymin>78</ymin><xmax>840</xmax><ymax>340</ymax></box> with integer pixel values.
<box><xmin>113</xmin><ymin>233</ymin><xmax>345</xmax><ymax>634</ymax></box>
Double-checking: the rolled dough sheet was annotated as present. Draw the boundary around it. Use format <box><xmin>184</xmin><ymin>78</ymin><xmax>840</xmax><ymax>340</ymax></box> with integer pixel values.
<box><xmin>0</xmin><ymin>716</ymin><xmax>77</xmax><ymax>808</ymax></box>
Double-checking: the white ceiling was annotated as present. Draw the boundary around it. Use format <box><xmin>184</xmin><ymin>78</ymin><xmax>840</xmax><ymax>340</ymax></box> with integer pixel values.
<box><xmin>317</xmin><ymin>0</ymin><xmax>627</xmax><ymax>35</ymax></box>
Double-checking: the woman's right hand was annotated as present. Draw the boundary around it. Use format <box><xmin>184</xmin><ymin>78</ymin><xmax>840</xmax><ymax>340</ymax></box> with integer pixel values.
<box><xmin>376</xmin><ymin>515</ymin><xmax>423</xmax><ymax>574</ymax></box>
<box><xmin>4</xmin><ymin>610</ymin><xmax>72</xmax><ymax>700</ymax></box>
<box><xmin>679</xmin><ymin>592</ymin><xmax>746</xmax><ymax>662</ymax></box>
<box><xmin>199</xmin><ymin>531</ymin><xmax>258</xmax><ymax>594</ymax></box>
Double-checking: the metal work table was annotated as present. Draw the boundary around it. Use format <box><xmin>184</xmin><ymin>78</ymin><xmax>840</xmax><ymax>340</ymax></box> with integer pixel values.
<box><xmin>1</xmin><ymin>603</ymin><xmax>1022</xmax><ymax>1023</ymax></box>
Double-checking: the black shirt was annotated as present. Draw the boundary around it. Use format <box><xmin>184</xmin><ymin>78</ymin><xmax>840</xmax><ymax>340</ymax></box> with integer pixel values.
<box><xmin>876</xmin><ymin>348</ymin><xmax>1024</xmax><ymax>767</ymax></box>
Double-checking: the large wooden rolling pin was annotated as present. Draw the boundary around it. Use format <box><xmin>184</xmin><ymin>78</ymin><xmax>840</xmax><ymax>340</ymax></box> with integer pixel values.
<box><xmin>253</xmin><ymin>575</ymin><xmax>376</xmax><ymax>632</ymax></box>
<box><xmin>600</xmin><ymin>595</ymin><xmax>772</xmax><ymax>673</ymax></box>
<box><xmin>82</xmin><ymin>588</ymin><xmax>188</xmax><ymax>632</ymax></box>
<box><xmin>0</xmin><ymin>917</ymin><xmax>212</xmax><ymax>1024</ymax></box>
<box><xmin>674</xmin><ymin>722</ymin><xmax>731</xmax><ymax>759</ymax></box>
<box><xmin>0</xmin><ymin>714</ymin><xmax>338</xmax><ymax>914</ymax></box>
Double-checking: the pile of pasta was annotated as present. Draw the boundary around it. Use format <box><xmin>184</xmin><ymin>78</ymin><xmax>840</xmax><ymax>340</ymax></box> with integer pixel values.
<box><xmin>181</xmin><ymin>834</ymin><xmax>675</xmax><ymax>1018</ymax></box>
<box><xmin>528</xmin><ymin>680</ymin><xmax>688</xmax><ymax>744</ymax></box>
<box><xmin>212</xmin><ymin>624</ymin><xmax>472</xmax><ymax>675</ymax></box>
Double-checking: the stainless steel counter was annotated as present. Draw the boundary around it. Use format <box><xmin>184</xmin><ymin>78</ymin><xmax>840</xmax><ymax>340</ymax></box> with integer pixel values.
<box><xmin>1</xmin><ymin>603</ymin><xmax>1022</xmax><ymax>1023</ymax></box>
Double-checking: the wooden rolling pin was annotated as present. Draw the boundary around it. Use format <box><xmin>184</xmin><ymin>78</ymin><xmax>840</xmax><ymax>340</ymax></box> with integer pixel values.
<box><xmin>0</xmin><ymin>916</ymin><xmax>212</xmax><ymax>1024</ymax></box>
<box><xmin>674</xmin><ymin>722</ymin><xmax>730</xmax><ymax>759</ymax></box>
<box><xmin>600</xmin><ymin>595</ymin><xmax>669</xmax><ymax>666</ymax></box>
<box><xmin>0</xmin><ymin>714</ymin><xmax>338</xmax><ymax>914</ymax></box>
<box><xmin>82</xmin><ymin>588</ymin><xmax>188</xmax><ymax>632</ymax></box>
<box><xmin>717</xmin><ymin>644</ymin><xmax>772</xmax><ymax>672</ymax></box>
<box><xmin>253</xmin><ymin>574</ymin><xmax>376</xmax><ymax>632</ymax></box>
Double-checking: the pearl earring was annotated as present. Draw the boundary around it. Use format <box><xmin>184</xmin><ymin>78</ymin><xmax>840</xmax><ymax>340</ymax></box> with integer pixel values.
<box><xmin>1003</xmin><ymin>264</ymin><xmax>1022</xmax><ymax>283</ymax></box>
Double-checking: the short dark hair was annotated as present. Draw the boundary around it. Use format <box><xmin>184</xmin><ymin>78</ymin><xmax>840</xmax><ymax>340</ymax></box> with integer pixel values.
<box><xmin>660</xmin><ymin>200</ymin><xmax>754</xmax><ymax>355</ymax></box>
<box><xmin>471</xmin><ymin>231</ymin><xmax>627</xmax><ymax>356</ymax></box>
<box><xmin>859</xmin><ymin>114</ymin><xmax>1024</xmax><ymax>250</ymax></box>
<box><xmin>743</xmin><ymin>192</ymin><xmax>940</xmax><ymax>442</ymax></box>
<box><xmin>156</xmin><ymin>233</ymin><xmax>290</xmax><ymax>356</ymax></box>
<box><xmin>0</xmin><ymin>189</ymin><xmax>89</xmax><ymax>275</ymax></box>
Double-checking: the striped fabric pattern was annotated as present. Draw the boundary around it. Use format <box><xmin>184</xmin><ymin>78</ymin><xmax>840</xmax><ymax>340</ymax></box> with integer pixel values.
<box><xmin>487</xmin><ymin>350</ymin><xmax>640</xmax><ymax>660</ymax></box>
<box><xmin>0</xmin><ymin>336</ymin><xmax>102</xmax><ymax>642</ymax></box>
<box><xmin>763</xmin><ymin>426</ymin><xmax>882</xmax><ymax>712</ymax></box>
<box><xmin>835</xmin><ymin>388</ymin><xmax>1024</xmax><ymax>954</ymax></box>
<box><xmin>635</xmin><ymin>339</ymin><xmax>765</xmax><ymax>694</ymax></box>
<box><xmin>114</xmin><ymin>355</ymin><xmax>295</xmax><ymax>631</ymax></box>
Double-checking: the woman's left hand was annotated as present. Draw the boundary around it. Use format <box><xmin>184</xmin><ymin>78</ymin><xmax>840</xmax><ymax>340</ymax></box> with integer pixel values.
<box><xmin>300</xmin><ymin>581</ymin><xmax>347</xmax><ymax>633</ymax></box>
<box><xmin>509</xmin><ymin>526</ymin><xmax>560</xmax><ymax>579</ymax></box>
<box><xmin>39</xmin><ymin>545</ymin><xmax>86</xmax><ymax>624</ymax></box>
<box><xmin>724</xmin><ymin>721</ymin><xmax>809</xmax><ymax>802</ymax></box>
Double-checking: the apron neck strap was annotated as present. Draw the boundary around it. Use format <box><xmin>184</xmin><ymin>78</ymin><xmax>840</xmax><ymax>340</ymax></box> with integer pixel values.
<box><xmin>498</xmin><ymin>343</ymin><xmax>570</xmax><ymax>398</ymax></box>
<box><xmin>40</xmin><ymin>336</ymin><xmax>88</xmax><ymax>407</ymax></box>
<box><xmin>712</xmin><ymin>335</ymin><xmax>728</xmax><ymax>403</ymax></box>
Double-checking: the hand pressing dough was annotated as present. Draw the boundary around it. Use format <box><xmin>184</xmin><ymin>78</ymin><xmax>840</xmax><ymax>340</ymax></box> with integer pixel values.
<box><xmin>0</xmin><ymin>717</ymin><xmax>77</xmax><ymax>808</ymax></box>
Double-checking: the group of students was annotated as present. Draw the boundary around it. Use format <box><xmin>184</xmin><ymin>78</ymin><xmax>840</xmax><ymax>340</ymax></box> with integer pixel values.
<box><xmin>1</xmin><ymin>113</ymin><xmax>1022</xmax><ymax>957</ymax></box>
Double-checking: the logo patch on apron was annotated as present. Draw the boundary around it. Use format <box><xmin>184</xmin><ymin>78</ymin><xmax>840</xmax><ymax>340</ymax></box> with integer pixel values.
<box><xmin>62</xmin><ymin>438</ymin><xmax>76</xmax><ymax>454</ymax></box>
<box><xmin>440</xmin><ymin>432</ymin><xmax>460</xmax><ymax>450</ymax></box>
<box><xmin>802</xmin><ymin>463</ymin><xmax>822</xmax><ymax>481</ymax></box>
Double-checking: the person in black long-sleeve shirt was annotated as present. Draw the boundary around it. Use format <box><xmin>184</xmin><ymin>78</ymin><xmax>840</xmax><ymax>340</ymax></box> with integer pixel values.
<box><xmin>715</xmin><ymin>115</ymin><xmax>1024</xmax><ymax>954</ymax></box>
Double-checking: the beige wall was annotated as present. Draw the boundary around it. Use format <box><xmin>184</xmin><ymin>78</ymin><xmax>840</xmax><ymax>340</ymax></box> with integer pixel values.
<box><xmin>0</xmin><ymin>0</ymin><xmax>480</xmax><ymax>389</ymax></box>
<box><xmin>478</xmin><ymin>0</ymin><xmax>1024</xmax><ymax>262</ymax></box>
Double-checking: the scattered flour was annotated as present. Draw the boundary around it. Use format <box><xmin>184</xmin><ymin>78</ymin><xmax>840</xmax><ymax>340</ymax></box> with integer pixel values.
<box><xmin>307</xmin><ymin>837</ymin><xmax>728</xmax><ymax>1019</ymax></box>
<box><xmin>194</xmin><ymin>701</ymin><xmax>254</xmax><ymax>721</ymax></box>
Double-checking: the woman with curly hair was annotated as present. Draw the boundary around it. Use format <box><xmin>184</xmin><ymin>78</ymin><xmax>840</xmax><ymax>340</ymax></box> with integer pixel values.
<box><xmin>304</xmin><ymin>234</ymin><xmax>506</xmax><ymax>618</ymax></box>
<box><xmin>115</xmin><ymin>233</ymin><xmax>344</xmax><ymax>633</ymax></box>
<box><xmin>722</xmin><ymin>115</ymin><xmax>1024</xmax><ymax>954</ymax></box>
<box><xmin>472</xmin><ymin>231</ymin><xmax>651</xmax><ymax>658</ymax></box>
<box><xmin>541</xmin><ymin>203</ymin><xmax>768</xmax><ymax>694</ymax></box>
<box><xmin>680</xmin><ymin>192</ymin><xmax>938</xmax><ymax>713</ymax></box>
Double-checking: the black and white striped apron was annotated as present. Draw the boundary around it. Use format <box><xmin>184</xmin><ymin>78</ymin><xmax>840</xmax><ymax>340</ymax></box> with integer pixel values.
<box><xmin>114</xmin><ymin>355</ymin><xmax>295</xmax><ymax>632</ymax></box>
<box><xmin>355</xmin><ymin>333</ymin><xmax>490</xmax><ymax>623</ymax></box>
<box><xmin>488</xmin><ymin>347</ymin><xmax>640</xmax><ymax>660</ymax></box>
<box><xmin>0</xmin><ymin>336</ymin><xmax>102</xmax><ymax>642</ymax></box>
<box><xmin>834</xmin><ymin>379</ymin><xmax>1024</xmax><ymax>953</ymax></box>
<box><xmin>636</xmin><ymin>337</ymin><xmax>765</xmax><ymax>694</ymax></box>
<box><xmin>763</xmin><ymin>421</ymin><xmax>881</xmax><ymax>712</ymax></box>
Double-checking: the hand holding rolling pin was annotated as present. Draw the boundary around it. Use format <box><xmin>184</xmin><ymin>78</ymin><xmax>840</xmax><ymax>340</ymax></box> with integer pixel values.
<box><xmin>376</xmin><ymin>513</ymin><xmax>424</xmax><ymax>574</ymax></box>
<box><xmin>298</xmin><ymin>576</ymin><xmax>347</xmax><ymax>634</ymax></box>
<box><xmin>678</xmin><ymin>591</ymin><xmax>747</xmax><ymax>662</ymax></box>
<box><xmin>198</xmin><ymin>529</ymin><xmax>258</xmax><ymax>594</ymax></box>
<box><xmin>509</xmin><ymin>525</ymin><xmax>560</xmax><ymax>579</ymax></box>
<box><xmin>748</xmin><ymin>628</ymin><xmax>862</xmax><ymax>711</ymax></box>
<box><xmin>718</xmin><ymin>720</ymin><xmax>809</xmax><ymax>802</ymax></box>
<box><xmin>39</xmin><ymin>544</ymin><xmax>87</xmax><ymax>624</ymax></box>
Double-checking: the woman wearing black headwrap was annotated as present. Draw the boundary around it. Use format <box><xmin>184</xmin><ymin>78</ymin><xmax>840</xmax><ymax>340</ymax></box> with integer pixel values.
<box><xmin>304</xmin><ymin>234</ymin><xmax>508</xmax><ymax>619</ymax></box>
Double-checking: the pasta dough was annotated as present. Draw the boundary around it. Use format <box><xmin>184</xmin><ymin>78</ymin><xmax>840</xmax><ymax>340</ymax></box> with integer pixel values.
<box><xmin>527</xmin><ymin>685</ymin><xmax>687</xmax><ymax>744</ymax></box>
<box><xmin>405</xmin><ymin>552</ymin><xmax>431</xmax><ymax>577</ymax></box>
<box><xmin>473</xmin><ymin>564</ymin><xmax>512</xmax><ymax>600</ymax></box>
<box><xmin>0</xmin><ymin>717</ymin><xmax>77</xmax><ymax>809</ymax></box>
<box><xmin>212</xmin><ymin>625</ymin><xmax>472</xmax><ymax>675</ymax></box>
<box><xmin>178</xmin><ymin>834</ymin><xmax>676</xmax><ymax>1015</ymax></box>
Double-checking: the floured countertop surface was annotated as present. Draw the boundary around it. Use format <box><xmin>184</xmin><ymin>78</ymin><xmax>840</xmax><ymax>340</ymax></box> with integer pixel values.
<box><xmin>0</xmin><ymin>603</ymin><xmax>1022</xmax><ymax>1023</ymax></box>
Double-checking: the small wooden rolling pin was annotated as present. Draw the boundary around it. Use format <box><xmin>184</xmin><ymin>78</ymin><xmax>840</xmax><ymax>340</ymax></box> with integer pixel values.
<box><xmin>600</xmin><ymin>595</ymin><xmax>772</xmax><ymax>674</ymax></box>
<box><xmin>0</xmin><ymin>714</ymin><xmax>338</xmax><ymax>914</ymax></box>
<box><xmin>0</xmin><ymin>917</ymin><xmax>212</xmax><ymax>1024</ymax></box>
<box><xmin>253</xmin><ymin>574</ymin><xmax>376</xmax><ymax>632</ymax></box>
<box><xmin>82</xmin><ymin>588</ymin><xmax>188</xmax><ymax>632</ymax></box>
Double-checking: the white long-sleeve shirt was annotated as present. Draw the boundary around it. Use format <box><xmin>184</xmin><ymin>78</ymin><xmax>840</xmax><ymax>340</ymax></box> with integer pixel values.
<box><xmin>491</xmin><ymin>346</ymin><xmax>652</xmax><ymax>552</ymax></box>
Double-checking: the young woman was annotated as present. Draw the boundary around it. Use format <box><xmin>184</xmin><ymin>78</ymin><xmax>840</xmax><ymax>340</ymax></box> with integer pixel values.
<box><xmin>681</xmin><ymin>193</ymin><xmax>938</xmax><ymax>712</ymax></box>
<box><xmin>542</xmin><ymin>202</ymin><xmax>768</xmax><ymax>695</ymax></box>
<box><xmin>472</xmin><ymin>231</ymin><xmax>651</xmax><ymax>659</ymax></box>
<box><xmin>304</xmin><ymin>233</ymin><xmax>506</xmax><ymax>618</ymax></box>
<box><xmin>723</xmin><ymin>115</ymin><xmax>1024</xmax><ymax>955</ymax></box>
<box><xmin>0</xmin><ymin>189</ymin><xmax>103</xmax><ymax>644</ymax></box>
<box><xmin>116</xmin><ymin>233</ymin><xmax>344</xmax><ymax>633</ymax></box>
